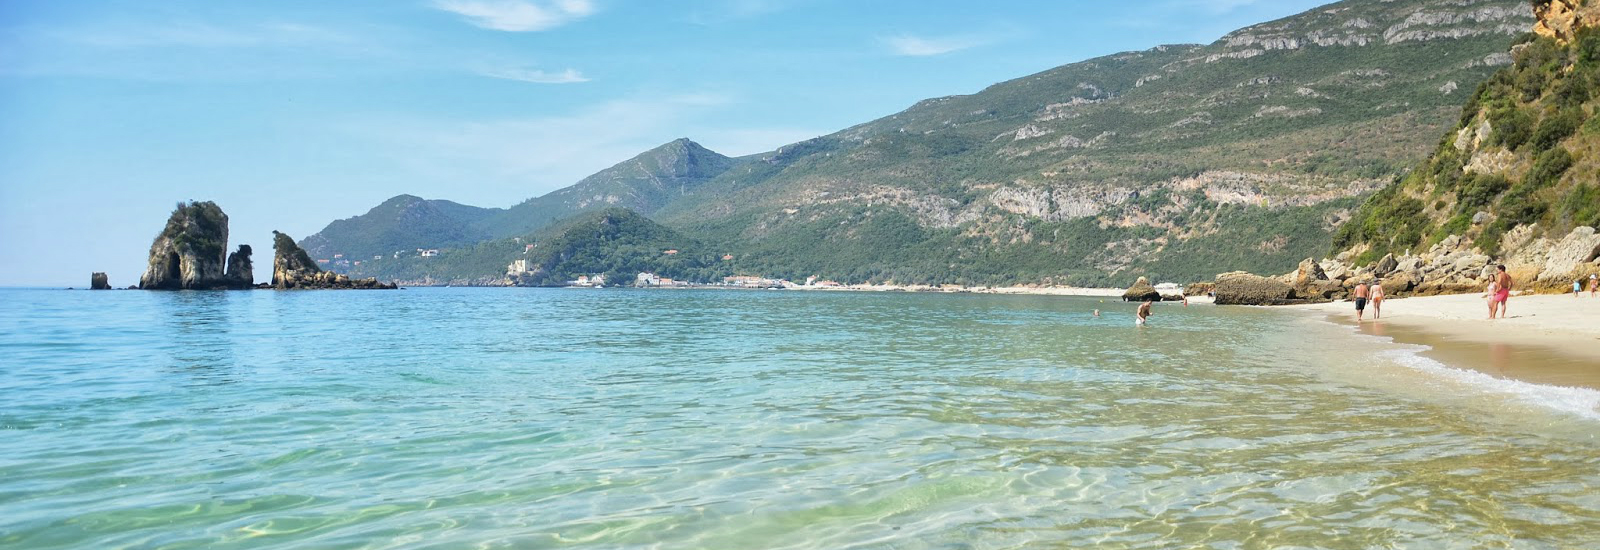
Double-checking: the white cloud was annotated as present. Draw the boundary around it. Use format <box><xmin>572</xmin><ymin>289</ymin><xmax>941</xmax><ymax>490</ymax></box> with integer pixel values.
<box><xmin>431</xmin><ymin>0</ymin><xmax>596</xmax><ymax>32</ymax></box>
<box><xmin>479</xmin><ymin>67</ymin><xmax>590</xmax><ymax>83</ymax></box>
<box><xmin>881</xmin><ymin>34</ymin><xmax>987</xmax><ymax>56</ymax></box>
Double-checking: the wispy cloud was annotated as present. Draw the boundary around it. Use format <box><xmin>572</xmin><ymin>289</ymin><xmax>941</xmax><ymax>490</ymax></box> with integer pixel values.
<box><xmin>431</xmin><ymin>0</ymin><xmax>595</xmax><ymax>32</ymax></box>
<box><xmin>880</xmin><ymin>33</ymin><xmax>988</xmax><ymax>56</ymax></box>
<box><xmin>479</xmin><ymin>66</ymin><xmax>590</xmax><ymax>84</ymax></box>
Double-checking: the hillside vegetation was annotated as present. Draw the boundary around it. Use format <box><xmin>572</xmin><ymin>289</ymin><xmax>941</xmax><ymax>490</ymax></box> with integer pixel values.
<box><xmin>1336</xmin><ymin>22</ymin><xmax>1600</xmax><ymax>265</ymax></box>
<box><xmin>309</xmin><ymin>0</ymin><xmax>1537</xmax><ymax>286</ymax></box>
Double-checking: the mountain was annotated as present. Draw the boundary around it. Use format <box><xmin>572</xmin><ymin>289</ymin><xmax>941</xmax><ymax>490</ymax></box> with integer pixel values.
<box><xmin>475</xmin><ymin>138</ymin><xmax>738</xmax><ymax>239</ymax></box>
<box><xmin>1335</xmin><ymin>0</ymin><xmax>1600</xmax><ymax>279</ymax></box>
<box><xmin>311</xmin><ymin>0</ymin><xmax>1537</xmax><ymax>286</ymax></box>
<box><xmin>652</xmin><ymin>0</ymin><xmax>1535</xmax><ymax>285</ymax></box>
<box><xmin>338</xmin><ymin>208</ymin><xmax>732</xmax><ymax>286</ymax></box>
<box><xmin>300</xmin><ymin>194</ymin><xmax>501</xmax><ymax>261</ymax></box>
<box><xmin>300</xmin><ymin>139</ymin><xmax>736</xmax><ymax>262</ymax></box>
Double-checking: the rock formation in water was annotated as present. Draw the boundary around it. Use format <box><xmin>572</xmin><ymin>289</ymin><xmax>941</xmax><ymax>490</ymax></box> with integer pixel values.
<box><xmin>1213</xmin><ymin>271</ymin><xmax>1293</xmax><ymax>305</ymax></box>
<box><xmin>1121</xmin><ymin>276</ymin><xmax>1161</xmax><ymax>302</ymax></box>
<box><xmin>139</xmin><ymin>201</ymin><xmax>251</xmax><ymax>290</ymax></box>
<box><xmin>90</xmin><ymin>272</ymin><xmax>110</xmax><ymax>290</ymax></box>
<box><xmin>225</xmin><ymin>245</ymin><xmax>254</xmax><ymax>288</ymax></box>
<box><xmin>272</xmin><ymin>231</ymin><xmax>395</xmax><ymax>289</ymax></box>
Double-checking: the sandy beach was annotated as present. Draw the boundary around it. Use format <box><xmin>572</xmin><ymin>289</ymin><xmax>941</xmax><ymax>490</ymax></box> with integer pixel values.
<box><xmin>1285</xmin><ymin>292</ymin><xmax>1600</xmax><ymax>388</ymax></box>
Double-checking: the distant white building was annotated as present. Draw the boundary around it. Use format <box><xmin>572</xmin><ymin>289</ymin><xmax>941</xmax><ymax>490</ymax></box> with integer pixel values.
<box><xmin>637</xmin><ymin>272</ymin><xmax>661</xmax><ymax>287</ymax></box>
<box><xmin>420</xmin><ymin>249</ymin><xmax>440</xmax><ymax>257</ymax></box>
<box><xmin>507</xmin><ymin>259</ymin><xmax>530</xmax><ymax>276</ymax></box>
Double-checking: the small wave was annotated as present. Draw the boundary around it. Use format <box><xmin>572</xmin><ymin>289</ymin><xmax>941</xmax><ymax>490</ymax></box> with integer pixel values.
<box><xmin>1377</xmin><ymin>347</ymin><xmax>1600</xmax><ymax>422</ymax></box>
<box><xmin>1298</xmin><ymin>314</ymin><xmax>1600</xmax><ymax>422</ymax></box>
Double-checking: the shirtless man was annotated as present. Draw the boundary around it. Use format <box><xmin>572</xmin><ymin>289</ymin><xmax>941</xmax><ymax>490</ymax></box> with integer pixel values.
<box><xmin>1494</xmin><ymin>265</ymin><xmax>1512</xmax><ymax>319</ymax></box>
<box><xmin>1136</xmin><ymin>301</ymin><xmax>1152</xmax><ymax>326</ymax></box>
<box><xmin>1370</xmin><ymin>279</ymin><xmax>1385</xmax><ymax>320</ymax></box>
<box><xmin>1352</xmin><ymin>281</ymin><xmax>1369</xmax><ymax>322</ymax></box>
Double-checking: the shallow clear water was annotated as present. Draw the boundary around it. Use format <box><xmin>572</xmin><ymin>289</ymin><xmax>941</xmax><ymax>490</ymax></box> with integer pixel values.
<box><xmin>1</xmin><ymin>288</ymin><xmax>1597</xmax><ymax>549</ymax></box>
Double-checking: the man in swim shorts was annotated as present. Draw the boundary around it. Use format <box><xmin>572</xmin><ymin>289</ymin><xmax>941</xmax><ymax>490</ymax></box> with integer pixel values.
<box><xmin>1136</xmin><ymin>301</ymin><xmax>1151</xmax><ymax>326</ymax></box>
<box><xmin>1352</xmin><ymin>281</ymin><xmax>1369</xmax><ymax>322</ymax></box>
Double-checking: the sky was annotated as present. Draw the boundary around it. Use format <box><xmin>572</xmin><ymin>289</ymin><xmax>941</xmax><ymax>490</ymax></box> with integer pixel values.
<box><xmin>0</xmin><ymin>0</ymin><xmax>1334</xmax><ymax>286</ymax></box>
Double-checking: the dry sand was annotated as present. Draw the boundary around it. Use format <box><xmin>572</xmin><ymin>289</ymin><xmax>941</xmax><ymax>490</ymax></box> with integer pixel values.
<box><xmin>1285</xmin><ymin>292</ymin><xmax>1600</xmax><ymax>388</ymax></box>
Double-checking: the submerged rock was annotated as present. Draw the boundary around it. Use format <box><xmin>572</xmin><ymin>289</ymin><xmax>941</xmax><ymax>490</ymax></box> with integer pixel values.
<box><xmin>139</xmin><ymin>201</ymin><xmax>250</xmax><ymax>290</ymax></box>
<box><xmin>90</xmin><ymin>272</ymin><xmax>110</xmax><ymax>290</ymax></box>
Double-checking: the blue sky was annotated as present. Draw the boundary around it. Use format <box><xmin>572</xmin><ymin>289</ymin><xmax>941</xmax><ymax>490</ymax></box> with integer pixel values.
<box><xmin>0</xmin><ymin>0</ymin><xmax>1332</xmax><ymax>286</ymax></box>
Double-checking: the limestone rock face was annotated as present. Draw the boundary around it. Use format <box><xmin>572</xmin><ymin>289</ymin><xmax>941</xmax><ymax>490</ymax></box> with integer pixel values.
<box><xmin>1121</xmin><ymin>276</ymin><xmax>1161</xmax><ymax>302</ymax></box>
<box><xmin>139</xmin><ymin>201</ymin><xmax>247</xmax><ymax>290</ymax></box>
<box><xmin>272</xmin><ymin>231</ymin><xmax>395</xmax><ymax>290</ymax></box>
<box><xmin>90</xmin><ymin>272</ymin><xmax>110</xmax><ymax>290</ymax></box>
<box><xmin>1374</xmin><ymin>253</ymin><xmax>1398</xmax><ymax>276</ymax></box>
<box><xmin>1538</xmin><ymin>226</ymin><xmax>1600</xmax><ymax>282</ymax></box>
<box><xmin>1533</xmin><ymin>0</ymin><xmax>1600</xmax><ymax>44</ymax></box>
<box><xmin>1214</xmin><ymin>271</ymin><xmax>1293</xmax><ymax>305</ymax></box>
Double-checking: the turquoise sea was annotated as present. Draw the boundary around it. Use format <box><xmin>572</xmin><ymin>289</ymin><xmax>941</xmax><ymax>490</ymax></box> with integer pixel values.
<box><xmin>2</xmin><ymin>287</ymin><xmax>1598</xmax><ymax>549</ymax></box>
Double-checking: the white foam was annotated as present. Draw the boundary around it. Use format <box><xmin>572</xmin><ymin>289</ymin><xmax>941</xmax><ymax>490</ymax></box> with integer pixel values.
<box><xmin>1301</xmin><ymin>315</ymin><xmax>1600</xmax><ymax>422</ymax></box>
<box><xmin>1376</xmin><ymin>346</ymin><xmax>1600</xmax><ymax>422</ymax></box>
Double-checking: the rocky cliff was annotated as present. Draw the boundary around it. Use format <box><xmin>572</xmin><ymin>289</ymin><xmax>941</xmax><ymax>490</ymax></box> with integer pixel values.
<box><xmin>139</xmin><ymin>201</ymin><xmax>253</xmax><ymax>290</ymax></box>
<box><xmin>1532</xmin><ymin>0</ymin><xmax>1600</xmax><ymax>43</ymax></box>
<box><xmin>1330</xmin><ymin>0</ymin><xmax>1600</xmax><ymax>293</ymax></box>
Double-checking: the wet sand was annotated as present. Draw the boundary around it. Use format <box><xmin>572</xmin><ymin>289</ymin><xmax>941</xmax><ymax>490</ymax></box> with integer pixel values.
<box><xmin>1286</xmin><ymin>293</ymin><xmax>1600</xmax><ymax>390</ymax></box>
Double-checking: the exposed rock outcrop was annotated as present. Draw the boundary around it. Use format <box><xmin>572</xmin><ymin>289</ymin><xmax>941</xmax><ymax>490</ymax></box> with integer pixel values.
<box><xmin>139</xmin><ymin>201</ymin><xmax>250</xmax><ymax>290</ymax></box>
<box><xmin>1537</xmin><ymin>226</ymin><xmax>1600</xmax><ymax>282</ymax></box>
<box><xmin>272</xmin><ymin>231</ymin><xmax>395</xmax><ymax>290</ymax></box>
<box><xmin>1532</xmin><ymin>0</ymin><xmax>1600</xmax><ymax>44</ymax></box>
<box><xmin>225</xmin><ymin>245</ymin><xmax>253</xmax><ymax>288</ymax></box>
<box><xmin>1214</xmin><ymin>271</ymin><xmax>1293</xmax><ymax>305</ymax></box>
<box><xmin>1121</xmin><ymin>276</ymin><xmax>1162</xmax><ymax>302</ymax></box>
<box><xmin>90</xmin><ymin>272</ymin><xmax>110</xmax><ymax>290</ymax></box>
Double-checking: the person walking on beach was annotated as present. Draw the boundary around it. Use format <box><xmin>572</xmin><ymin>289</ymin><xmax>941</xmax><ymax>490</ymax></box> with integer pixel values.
<box><xmin>1494</xmin><ymin>265</ymin><xmax>1513</xmax><ymax>319</ymax></box>
<box><xmin>1352</xmin><ymin>281</ymin><xmax>1369</xmax><ymax>322</ymax></box>
<box><xmin>1136</xmin><ymin>301</ymin><xmax>1152</xmax><ymax>326</ymax></box>
<box><xmin>1590</xmin><ymin>274</ymin><xmax>1598</xmax><ymax>297</ymax></box>
<box><xmin>1370</xmin><ymin>279</ymin><xmax>1385</xmax><ymax>319</ymax></box>
<box><xmin>1577</xmin><ymin>278</ymin><xmax>1585</xmax><ymax>298</ymax></box>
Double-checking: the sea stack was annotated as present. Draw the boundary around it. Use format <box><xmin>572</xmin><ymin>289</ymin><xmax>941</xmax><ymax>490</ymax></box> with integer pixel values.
<box><xmin>272</xmin><ymin>231</ymin><xmax>396</xmax><ymax>289</ymax></box>
<box><xmin>139</xmin><ymin>201</ymin><xmax>252</xmax><ymax>290</ymax></box>
<box><xmin>90</xmin><ymin>272</ymin><xmax>111</xmax><ymax>290</ymax></box>
<box><xmin>1121</xmin><ymin>276</ymin><xmax>1161</xmax><ymax>302</ymax></box>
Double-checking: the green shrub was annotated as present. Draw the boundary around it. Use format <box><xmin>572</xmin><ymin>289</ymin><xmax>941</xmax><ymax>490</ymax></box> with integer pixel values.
<box><xmin>1490</xmin><ymin>106</ymin><xmax>1535</xmax><ymax>150</ymax></box>
<box><xmin>1560</xmin><ymin>182</ymin><xmax>1600</xmax><ymax>227</ymax></box>
<box><xmin>1532</xmin><ymin>108</ymin><xmax>1583</xmax><ymax>150</ymax></box>
<box><xmin>1457</xmin><ymin>173</ymin><xmax>1511</xmax><ymax>209</ymax></box>
<box><xmin>1525</xmin><ymin>146</ymin><xmax>1574</xmax><ymax>189</ymax></box>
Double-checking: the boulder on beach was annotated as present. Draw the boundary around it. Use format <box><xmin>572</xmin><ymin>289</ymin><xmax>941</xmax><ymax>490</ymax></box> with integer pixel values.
<box><xmin>1537</xmin><ymin>226</ymin><xmax>1600</xmax><ymax>282</ymax></box>
<box><xmin>1121</xmin><ymin>276</ymin><xmax>1161</xmax><ymax>302</ymax></box>
<box><xmin>1214</xmin><ymin>271</ymin><xmax>1293</xmax><ymax>305</ymax></box>
<box><xmin>90</xmin><ymin>272</ymin><xmax>110</xmax><ymax>290</ymax></box>
<box><xmin>1184</xmin><ymin>282</ymin><xmax>1215</xmax><ymax>297</ymax></box>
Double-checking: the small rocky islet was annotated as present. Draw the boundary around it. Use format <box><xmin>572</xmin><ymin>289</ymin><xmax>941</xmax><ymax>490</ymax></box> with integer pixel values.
<box><xmin>104</xmin><ymin>201</ymin><xmax>396</xmax><ymax>291</ymax></box>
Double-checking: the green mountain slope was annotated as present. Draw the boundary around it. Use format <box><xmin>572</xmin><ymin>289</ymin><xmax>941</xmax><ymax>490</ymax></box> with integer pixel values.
<box><xmin>299</xmin><ymin>194</ymin><xmax>501</xmax><ymax>261</ymax></box>
<box><xmin>474</xmin><ymin>138</ymin><xmax>737</xmax><ymax>239</ymax></box>
<box><xmin>1335</xmin><ymin>8</ymin><xmax>1600</xmax><ymax>268</ymax></box>
<box><xmin>653</xmin><ymin>0</ymin><xmax>1534</xmax><ymax>285</ymax></box>
<box><xmin>341</xmin><ymin>208</ymin><xmax>733</xmax><ymax>286</ymax></box>
<box><xmin>300</xmin><ymin>138</ymin><xmax>736</xmax><ymax>262</ymax></box>
<box><xmin>312</xmin><ymin>0</ymin><xmax>1537</xmax><ymax>286</ymax></box>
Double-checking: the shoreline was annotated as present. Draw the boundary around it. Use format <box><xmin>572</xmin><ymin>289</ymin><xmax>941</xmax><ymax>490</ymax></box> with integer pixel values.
<box><xmin>1282</xmin><ymin>292</ymin><xmax>1600</xmax><ymax>390</ymax></box>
